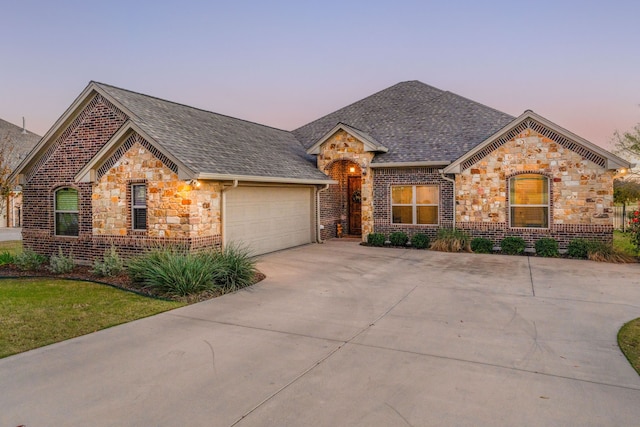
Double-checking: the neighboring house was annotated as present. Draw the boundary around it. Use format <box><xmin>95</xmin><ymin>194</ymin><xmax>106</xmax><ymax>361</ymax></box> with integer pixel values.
<box><xmin>10</xmin><ymin>81</ymin><xmax>630</xmax><ymax>262</ymax></box>
<box><xmin>0</xmin><ymin>118</ymin><xmax>40</xmax><ymax>227</ymax></box>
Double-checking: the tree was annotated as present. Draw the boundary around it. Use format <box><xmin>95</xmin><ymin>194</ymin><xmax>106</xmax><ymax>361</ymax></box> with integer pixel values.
<box><xmin>0</xmin><ymin>134</ymin><xmax>16</xmax><ymax>225</ymax></box>
<box><xmin>613</xmin><ymin>122</ymin><xmax>640</xmax><ymax>158</ymax></box>
<box><xmin>614</xmin><ymin>179</ymin><xmax>640</xmax><ymax>231</ymax></box>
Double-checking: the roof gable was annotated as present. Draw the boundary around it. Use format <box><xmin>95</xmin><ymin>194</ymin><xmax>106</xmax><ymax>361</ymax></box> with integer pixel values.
<box><xmin>444</xmin><ymin>111</ymin><xmax>632</xmax><ymax>173</ymax></box>
<box><xmin>306</xmin><ymin>123</ymin><xmax>388</xmax><ymax>155</ymax></box>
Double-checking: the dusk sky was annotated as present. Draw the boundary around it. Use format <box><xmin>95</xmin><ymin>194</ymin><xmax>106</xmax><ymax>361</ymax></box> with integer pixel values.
<box><xmin>1</xmin><ymin>0</ymin><xmax>638</xmax><ymax>151</ymax></box>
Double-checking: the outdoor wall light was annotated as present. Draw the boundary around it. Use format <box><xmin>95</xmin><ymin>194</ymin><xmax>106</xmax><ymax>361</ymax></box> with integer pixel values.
<box><xmin>349</xmin><ymin>166</ymin><xmax>356</xmax><ymax>173</ymax></box>
<box><xmin>188</xmin><ymin>179</ymin><xmax>201</xmax><ymax>187</ymax></box>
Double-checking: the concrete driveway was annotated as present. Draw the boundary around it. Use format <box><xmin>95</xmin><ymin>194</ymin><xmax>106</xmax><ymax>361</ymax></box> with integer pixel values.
<box><xmin>2</xmin><ymin>241</ymin><xmax>640</xmax><ymax>426</ymax></box>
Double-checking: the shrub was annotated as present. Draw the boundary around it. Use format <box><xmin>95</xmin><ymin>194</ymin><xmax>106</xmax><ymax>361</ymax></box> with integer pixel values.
<box><xmin>207</xmin><ymin>243</ymin><xmax>257</xmax><ymax>292</ymax></box>
<box><xmin>389</xmin><ymin>232</ymin><xmax>409</xmax><ymax>246</ymax></box>
<box><xmin>534</xmin><ymin>238</ymin><xmax>559</xmax><ymax>258</ymax></box>
<box><xmin>471</xmin><ymin>237</ymin><xmax>493</xmax><ymax>254</ymax></box>
<box><xmin>367</xmin><ymin>233</ymin><xmax>386</xmax><ymax>247</ymax></box>
<box><xmin>430</xmin><ymin>228</ymin><xmax>471</xmax><ymax>252</ymax></box>
<box><xmin>0</xmin><ymin>251</ymin><xmax>14</xmax><ymax>266</ymax></box>
<box><xmin>128</xmin><ymin>246</ymin><xmax>217</xmax><ymax>297</ymax></box>
<box><xmin>49</xmin><ymin>247</ymin><xmax>75</xmax><ymax>274</ymax></box>
<box><xmin>92</xmin><ymin>246</ymin><xmax>125</xmax><ymax>277</ymax></box>
<box><xmin>14</xmin><ymin>250</ymin><xmax>47</xmax><ymax>271</ymax></box>
<box><xmin>627</xmin><ymin>209</ymin><xmax>640</xmax><ymax>252</ymax></box>
<box><xmin>411</xmin><ymin>233</ymin><xmax>430</xmax><ymax>249</ymax></box>
<box><xmin>567</xmin><ymin>239</ymin><xmax>594</xmax><ymax>259</ymax></box>
<box><xmin>500</xmin><ymin>236</ymin><xmax>526</xmax><ymax>255</ymax></box>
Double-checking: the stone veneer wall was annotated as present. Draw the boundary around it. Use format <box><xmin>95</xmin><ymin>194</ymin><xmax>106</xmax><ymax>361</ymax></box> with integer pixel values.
<box><xmin>93</xmin><ymin>139</ymin><xmax>221</xmax><ymax>241</ymax></box>
<box><xmin>316</xmin><ymin>130</ymin><xmax>374</xmax><ymax>240</ymax></box>
<box><xmin>455</xmin><ymin>128</ymin><xmax>614</xmax><ymax>247</ymax></box>
<box><xmin>372</xmin><ymin>167</ymin><xmax>454</xmax><ymax>241</ymax></box>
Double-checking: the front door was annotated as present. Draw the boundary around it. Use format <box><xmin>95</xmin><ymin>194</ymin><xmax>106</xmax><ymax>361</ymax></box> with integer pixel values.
<box><xmin>348</xmin><ymin>176</ymin><xmax>362</xmax><ymax>235</ymax></box>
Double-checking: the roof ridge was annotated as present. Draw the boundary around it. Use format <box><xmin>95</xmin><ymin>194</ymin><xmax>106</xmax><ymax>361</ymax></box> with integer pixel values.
<box><xmin>293</xmin><ymin>80</ymin><xmax>445</xmax><ymax>132</ymax></box>
<box><xmin>91</xmin><ymin>81</ymin><xmax>293</xmax><ymax>135</ymax></box>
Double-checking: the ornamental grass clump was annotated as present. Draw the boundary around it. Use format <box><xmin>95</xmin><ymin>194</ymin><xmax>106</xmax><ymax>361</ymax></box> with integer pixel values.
<box><xmin>411</xmin><ymin>233</ymin><xmax>430</xmax><ymax>249</ymax></box>
<box><xmin>389</xmin><ymin>232</ymin><xmax>409</xmax><ymax>247</ymax></box>
<box><xmin>500</xmin><ymin>236</ymin><xmax>526</xmax><ymax>255</ymax></box>
<box><xmin>470</xmin><ymin>237</ymin><xmax>493</xmax><ymax>254</ymax></box>
<box><xmin>206</xmin><ymin>243</ymin><xmax>257</xmax><ymax>293</ymax></box>
<box><xmin>0</xmin><ymin>251</ymin><xmax>14</xmax><ymax>266</ymax></box>
<box><xmin>534</xmin><ymin>238</ymin><xmax>559</xmax><ymax>258</ymax></box>
<box><xmin>127</xmin><ymin>246</ymin><xmax>217</xmax><ymax>297</ymax></box>
<box><xmin>585</xmin><ymin>241</ymin><xmax>635</xmax><ymax>263</ymax></box>
<box><xmin>430</xmin><ymin>228</ymin><xmax>471</xmax><ymax>252</ymax></box>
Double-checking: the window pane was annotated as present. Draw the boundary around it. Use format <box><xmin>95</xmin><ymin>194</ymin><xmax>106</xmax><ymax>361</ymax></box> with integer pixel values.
<box><xmin>416</xmin><ymin>186</ymin><xmax>438</xmax><ymax>204</ymax></box>
<box><xmin>56</xmin><ymin>213</ymin><xmax>79</xmax><ymax>236</ymax></box>
<box><xmin>392</xmin><ymin>206</ymin><xmax>413</xmax><ymax>224</ymax></box>
<box><xmin>510</xmin><ymin>175</ymin><xmax>548</xmax><ymax>205</ymax></box>
<box><xmin>133</xmin><ymin>185</ymin><xmax>146</xmax><ymax>206</ymax></box>
<box><xmin>56</xmin><ymin>188</ymin><xmax>78</xmax><ymax>211</ymax></box>
<box><xmin>417</xmin><ymin>206</ymin><xmax>438</xmax><ymax>224</ymax></box>
<box><xmin>133</xmin><ymin>208</ymin><xmax>147</xmax><ymax>230</ymax></box>
<box><xmin>511</xmin><ymin>207</ymin><xmax>548</xmax><ymax>228</ymax></box>
<box><xmin>392</xmin><ymin>186</ymin><xmax>413</xmax><ymax>204</ymax></box>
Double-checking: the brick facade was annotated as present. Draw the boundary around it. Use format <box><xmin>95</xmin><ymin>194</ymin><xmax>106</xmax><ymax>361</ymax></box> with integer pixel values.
<box><xmin>372</xmin><ymin>167</ymin><xmax>454</xmax><ymax>241</ymax></box>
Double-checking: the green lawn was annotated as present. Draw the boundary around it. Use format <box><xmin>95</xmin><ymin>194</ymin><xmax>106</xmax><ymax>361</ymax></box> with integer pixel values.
<box><xmin>0</xmin><ymin>240</ymin><xmax>22</xmax><ymax>255</ymax></box>
<box><xmin>0</xmin><ymin>277</ymin><xmax>184</xmax><ymax>358</ymax></box>
<box><xmin>613</xmin><ymin>230</ymin><xmax>637</xmax><ymax>256</ymax></box>
<box><xmin>619</xmin><ymin>318</ymin><xmax>640</xmax><ymax>375</ymax></box>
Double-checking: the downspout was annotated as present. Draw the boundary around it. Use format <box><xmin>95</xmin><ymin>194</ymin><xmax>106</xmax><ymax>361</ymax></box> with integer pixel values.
<box><xmin>439</xmin><ymin>170</ymin><xmax>456</xmax><ymax>230</ymax></box>
<box><xmin>221</xmin><ymin>179</ymin><xmax>239</xmax><ymax>247</ymax></box>
<box><xmin>316</xmin><ymin>184</ymin><xmax>330</xmax><ymax>243</ymax></box>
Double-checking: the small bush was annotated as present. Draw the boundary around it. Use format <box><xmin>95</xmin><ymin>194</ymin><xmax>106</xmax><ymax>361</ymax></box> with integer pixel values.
<box><xmin>411</xmin><ymin>233</ymin><xmax>430</xmax><ymax>249</ymax></box>
<box><xmin>567</xmin><ymin>239</ymin><xmax>595</xmax><ymax>259</ymax></box>
<box><xmin>128</xmin><ymin>246</ymin><xmax>217</xmax><ymax>297</ymax></box>
<box><xmin>0</xmin><ymin>251</ymin><xmax>14</xmax><ymax>266</ymax></box>
<box><xmin>534</xmin><ymin>238</ymin><xmax>559</xmax><ymax>258</ymax></box>
<box><xmin>471</xmin><ymin>237</ymin><xmax>493</xmax><ymax>254</ymax></box>
<box><xmin>430</xmin><ymin>228</ymin><xmax>471</xmax><ymax>252</ymax></box>
<box><xmin>389</xmin><ymin>232</ymin><xmax>409</xmax><ymax>246</ymax></box>
<box><xmin>92</xmin><ymin>246</ymin><xmax>125</xmax><ymax>277</ymax></box>
<box><xmin>500</xmin><ymin>236</ymin><xmax>526</xmax><ymax>255</ymax></box>
<box><xmin>367</xmin><ymin>233</ymin><xmax>386</xmax><ymax>247</ymax></box>
<box><xmin>49</xmin><ymin>247</ymin><xmax>75</xmax><ymax>274</ymax></box>
<box><xmin>14</xmin><ymin>250</ymin><xmax>47</xmax><ymax>271</ymax></box>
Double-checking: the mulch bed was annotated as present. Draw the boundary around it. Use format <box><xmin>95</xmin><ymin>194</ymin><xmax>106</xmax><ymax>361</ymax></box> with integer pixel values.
<box><xmin>0</xmin><ymin>265</ymin><xmax>266</xmax><ymax>303</ymax></box>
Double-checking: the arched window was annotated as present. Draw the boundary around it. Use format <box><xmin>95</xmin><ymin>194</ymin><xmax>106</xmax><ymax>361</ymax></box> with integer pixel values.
<box><xmin>54</xmin><ymin>188</ymin><xmax>79</xmax><ymax>236</ymax></box>
<box><xmin>509</xmin><ymin>174</ymin><xmax>549</xmax><ymax>228</ymax></box>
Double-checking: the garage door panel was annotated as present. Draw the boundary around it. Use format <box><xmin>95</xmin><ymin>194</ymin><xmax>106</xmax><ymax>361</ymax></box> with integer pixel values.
<box><xmin>225</xmin><ymin>186</ymin><xmax>313</xmax><ymax>256</ymax></box>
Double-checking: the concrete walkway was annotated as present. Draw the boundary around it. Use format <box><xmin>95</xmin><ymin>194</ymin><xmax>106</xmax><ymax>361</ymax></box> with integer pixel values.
<box><xmin>2</xmin><ymin>241</ymin><xmax>640</xmax><ymax>426</ymax></box>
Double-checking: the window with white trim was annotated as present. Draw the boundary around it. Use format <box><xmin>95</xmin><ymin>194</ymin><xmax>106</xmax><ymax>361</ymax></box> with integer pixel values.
<box><xmin>54</xmin><ymin>188</ymin><xmax>79</xmax><ymax>236</ymax></box>
<box><xmin>509</xmin><ymin>174</ymin><xmax>549</xmax><ymax>228</ymax></box>
<box><xmin>391</xmin><ymin>185</ymin><xmax>439</xmax><ymax>225</ymax></box>
<box><xmin>132</xmin><ymin>184</ymin><xmax>147</xmax><ymax>231</ymax></box>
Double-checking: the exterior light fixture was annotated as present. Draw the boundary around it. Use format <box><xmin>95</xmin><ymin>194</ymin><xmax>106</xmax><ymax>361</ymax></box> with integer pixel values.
<box><xmin>349</xmin><ymin>166</ymin><xmax>356</xmax><ymax>173</ymax></box>
<box><xmin>188</xmin><ymin>179</ymin><xmax>201</xmax><ymax>187</ymax></box>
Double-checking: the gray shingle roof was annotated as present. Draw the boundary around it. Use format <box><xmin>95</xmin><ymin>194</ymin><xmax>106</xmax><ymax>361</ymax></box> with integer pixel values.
<box><xmin>293</xmin><ymin>81</ymin><xmax>515</xmax><ymax>164</ymax></box>
<box><xmin>0</xmin><ymin>118</ymin><xmax>41</xmax><ymax>169</ymax></box>
<box><xmin>94</xmin><ymin>83</ymin><xmax>329</xmax><ymax>181</ymax></box>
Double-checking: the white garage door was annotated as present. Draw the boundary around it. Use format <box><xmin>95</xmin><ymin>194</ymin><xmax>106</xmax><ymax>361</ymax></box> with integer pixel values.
<box><xmin>225</xmin><ymin>186</ymin><xmax>315</xmax><ymax>255</ymax></box>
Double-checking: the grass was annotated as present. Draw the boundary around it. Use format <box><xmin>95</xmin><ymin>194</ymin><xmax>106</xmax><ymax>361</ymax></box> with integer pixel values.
<box><xmin>0</xmin><ymin>240</ymin><xmax>22</xmax><ymax>254</ymax></box>
<box><xmin>613</xmin><ymin>230</ymin><xmax>637</xmax><ymax>256</ymax></box>
<box><xmin>618</xmin><ymin>318</ymin><xmax>640</xmax><ymax>375</ymax></box>
<box><xmin>0</xmin><ymin>277</ymin><xmax>184</xmax><ymax>358</ymax></box>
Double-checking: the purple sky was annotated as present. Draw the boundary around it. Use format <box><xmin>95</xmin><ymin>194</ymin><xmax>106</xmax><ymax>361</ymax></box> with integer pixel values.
<box><xmin>1</xmin><ymin>0</ymin><xmax>638</xmax><ymax>151</ymax></box>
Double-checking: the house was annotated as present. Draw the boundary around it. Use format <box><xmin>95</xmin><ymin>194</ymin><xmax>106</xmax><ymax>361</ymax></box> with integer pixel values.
<box><xmin>0</xmin><ymin>118</ymin><xmax>40</xmax><ymax>227</ymax></box>
<box><xmin>10</xmin><ymin>81</ymin><xmax>630</xmax><ymax>262</ymax></box>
